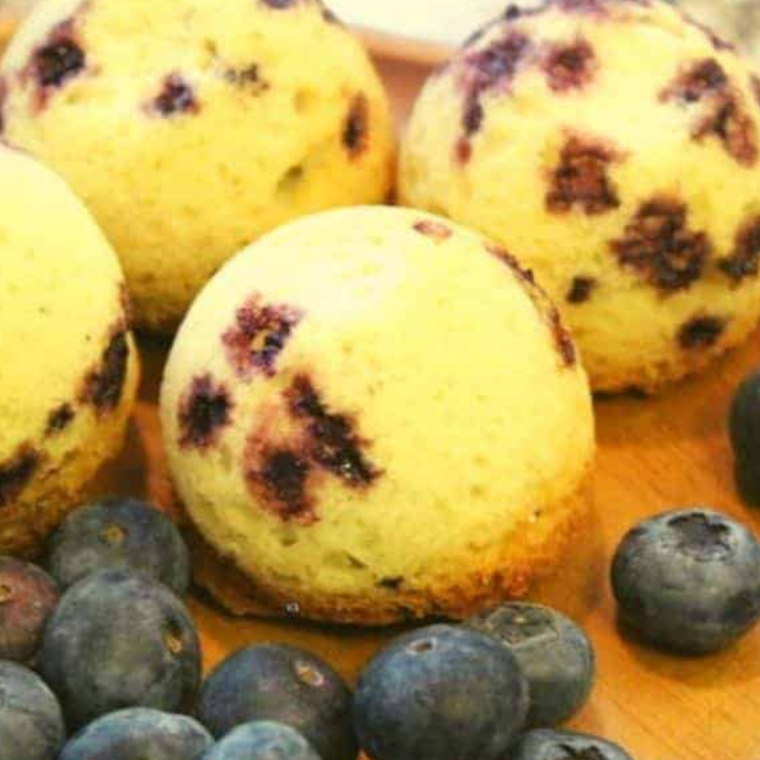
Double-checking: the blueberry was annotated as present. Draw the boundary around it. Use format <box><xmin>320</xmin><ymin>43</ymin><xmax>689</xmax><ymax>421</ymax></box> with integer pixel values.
<box><xmin>202</xmin><ymin>721</ymin><xmax>322</xmax><ymax>760</ymax></box>
<box><xmin>509</xmin><ymin>729</ymin><xmax>633</xmax><ymax>760</ymax></box>
<box><xmin>0</xmin><ymin>661</ymin><xmax>66</xmax><ymax>760</ymax></box>
<box><xmin>465</xmin><ymin>603</ymin><xmax>595</xmax><ymax>727</ymax></box>
<box><xmin>197</xmin><ymin>644</ymin><xmax>355</xmax><ymax>760</ymax></box>
<box><xmin>45</xmin><ymin>498</ymin><xmax>190</xmax><ymax>595</ymax></box>
<box><xmin>353</xmin><ymin>624</ymin><xmax>528</xmax><ymax>760</ymax></box>
<box><xmin>611</xmin><ymin>508</ymin><xmax>760</xmax><ymax>654</ymax></box>
<box><xmin>730</xmin><ymin>370</ymin><xmax>760</xmax><ymax>506</ymax></box>
<box><xmin>40</xmin><ymin>569</ymin><xmax>201</xmax><ymax>729</ymax></box>
<box><xmin>59</xmin><ymin>708</ymin><xmax>213</xmax><ymax>760</ymax></box>
<box><xmin>0</xmin><ymin>557</ymin><xmax>59</xmax><ymax>662</ymax></box>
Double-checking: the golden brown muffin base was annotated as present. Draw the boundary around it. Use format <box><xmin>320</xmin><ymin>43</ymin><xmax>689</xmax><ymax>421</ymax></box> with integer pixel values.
<box><xmin>0</xmin><ymin>353</ymin><xmax>140</xmax><ymax>558</ymax></box>
<box><xmin>184</xmin><ymin>470</ymin><xmax>593</xmax><ymax>627</ymax></box>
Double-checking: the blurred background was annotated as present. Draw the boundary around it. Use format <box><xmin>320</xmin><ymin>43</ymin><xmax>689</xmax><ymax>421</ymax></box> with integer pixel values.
<box><xmin>1</xmin><ymin>0</ymin><xmax>758</xmax><ymax>65</ymax></box>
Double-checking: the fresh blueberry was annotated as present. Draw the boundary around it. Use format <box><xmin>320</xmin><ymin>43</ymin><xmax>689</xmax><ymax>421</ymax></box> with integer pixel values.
<box><xmin>509</xmin><ymin>729</ymin><xmax>633</xmax><ymax>760</ymax></box>
<box><xmin>465</xmin><ymin>603</ymin><xmax>595</xmax><ymax>727</ymax></box>
<box><xmin>0</xmin><ymin>660</ymin><xmax>66</xmax><ymax>760</ymax></box>
<box><xmin>612</xmin><ymin>508</ymin><xmax>760</xmax><ymax>654</ymax></box>
<box><xmin>59</xmin><ymin>708</ymin><xmax>213</xmax><ymax>760</ymax></box>
<box><xmin>0</xmin><ymin>557</ymin><xmax>59</xmax><ymax>662</ymax></box>
<box><xmin>45</xmin><ymin>498</ymin><xmax>190</xmax><ymax>595</ymax></box>
<box><xmin>730</xmin><ymin>370</ymin><xmax>760</xmax><ymax>506</ymax></box>
<box><xmin>197</xmin><ymin>644</ymin><xmax>355</xmax><ymax>760</ymax></box>
<box><xmin>40</xmin><ymin>569</ymin><xmax>201</xmax><ymax>729</ymax></box>
<box><xmin>353</xmin><ymin>624</ymin><xmax>528</xmax><ymax>760</ymax></box>
<box><xmin>202</xmin><ymin>721</ymin><xmax>322</xmax><ymax>760</ymax></box>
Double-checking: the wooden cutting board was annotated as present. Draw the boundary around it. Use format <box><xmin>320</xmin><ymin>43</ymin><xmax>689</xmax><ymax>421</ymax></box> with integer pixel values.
<box><xmin>25</xmin><ymin>55</ymin><xmax>760</xmax><ymax>760</ymax></box>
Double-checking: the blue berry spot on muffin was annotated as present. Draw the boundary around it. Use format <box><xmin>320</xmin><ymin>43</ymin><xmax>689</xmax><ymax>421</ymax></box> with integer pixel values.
<box><xmin>413</xmin><ymin>219</ymin><xmax>453</xmax><ymax>242</ymax></box>
<box><xmin>25</xmin><ymin>20</ymin><xmax>85</xmax><ymax>109</ymax></box>
<box><xmin>260</xmin><ymin>449</ymin><xmax>313</xmax><ymax>521</ymax></box>
<box><xmin>547</xmin><ymin>135</ymin><xmax>621</xmax><ymax>215</ymax></box>
<box><xmin>678</xmin><ymin>315</ymin><xmax>726</xmax><ymax>350</ymax></box>
<box><xmin>0</xmin><ymin>445</ymin><xmax>40</xmax><ymax>508</ymax></box>
<box><xmin>543</xmin><ymin>39</ymin><xmax>596</xmax><ymax>94</ymax></box>
<box><xmin>343</xmin><ymin>94</ymin><xmax>369</xmax><ymax>158</ymax></box>
<box><xmin>611</xmin><ymin>198</ymin><xmax>709</xmax><ymax>292</ymax></box>
<box><xmin>719</xmin><ymin>216</ymin><xmax>760</xmax><ymax>284</ymax></box>
<box><xmin>567</xmin><ymin>276</ymin><xmax>597</xmax><ymax>304</ymax></box>
<box><xmin>223</xmin><ymin>295</ymin><xmax>303</xmax><ymax>380</ymax></box>
<box><xmin>261</xmin><ymin>0</ymin><xmax>299</xmax><ymax>8</ymax></box>
<box><xmin>179</xmin><ymin>374</ymin><xmax>233</xmax><ymax>451</ymax></box>
<box><xmin>151</xmin><ymin>74</ymin><xmax>199</xmax><ymax>117</ymax></box>
<box><xmin>455</xmin><ymin>32</ymin><xmax>531</xmax><ymax>163</ymax></box>
<box><xmin>288</xmin><ymin>375</ymin><xmax>381</xmax><ymax>487</ymax></box>
<box><xmin>79</xmin><ymin>326</ymin><xmax>129</xmax><ymax>414</ymax></box>
<box><xmin>224</xmin><ymin>64</ymin><xmax>268</xmax><ymax>94</ymax></box>
<box><xmin>46</xmin><ymin>404</ymin><xmax>75</xmax><ymax>435</ymax></box>
<box><xmin>661</xmin><ymin>58</ymin><xmax>757</xmax><ymax>167</ymax></box>
<box><xmin>751</xmin><ymin>75</ymin><xmax>760</xmax><ymax>110</ymax></box>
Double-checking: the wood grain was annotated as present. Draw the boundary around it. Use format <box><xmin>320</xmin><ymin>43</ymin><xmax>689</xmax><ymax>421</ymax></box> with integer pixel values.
<box><xmin>28</xmin><ymin>55</ymin><xmax>760</xmax><ymax>760</ymax></box>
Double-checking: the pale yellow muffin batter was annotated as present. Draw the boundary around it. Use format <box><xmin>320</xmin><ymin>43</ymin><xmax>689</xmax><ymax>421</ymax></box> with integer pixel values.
<box><xmin>0</xmin><ymin>0</ymin><xmax>394</xmax><ymax>331</ymax></box>
<box><xmin>0</xmin><ymin>142</ymin><xmax>139</xmax><ymax>557</ymax></box>
<box><xmin>161</xmin><ymin>206</ymin><xmax>594</xmax><ymax>625</ymax></box>
<box><xmin>400</xmin><ymin>0</ymin><xmax>760</xmax><ymax>392</ymax></box>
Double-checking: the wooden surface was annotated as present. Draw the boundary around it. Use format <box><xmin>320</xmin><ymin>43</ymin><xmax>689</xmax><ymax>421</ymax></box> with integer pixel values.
<box><xmin>61</xmin><ymin>58</ymin><xmax>760</xmax><ymax>760</ymax></box>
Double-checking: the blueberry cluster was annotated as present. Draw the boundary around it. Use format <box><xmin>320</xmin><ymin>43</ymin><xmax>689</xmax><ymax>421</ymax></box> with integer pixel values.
<box><xmin>2</xmin><ymin>486</ymin><xmax>760</xmax><ymax>760</ymax></box>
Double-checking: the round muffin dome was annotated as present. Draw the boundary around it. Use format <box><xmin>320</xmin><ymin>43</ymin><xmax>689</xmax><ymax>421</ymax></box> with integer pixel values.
<box><xmin>0</xmin><ymin>142</ymin><xmax>139</xmax><ymax>557</ymax></box>
<box><xmin>160</xmin><ymin>206</ymin><xmax>595</xmax><ymax>625</ymax></box>
<box><xmin>0</xmin><ymin>0</ymin><xmax>395</xmax><ymax>332</ymax></box>
<box><xmin>400</xmin><ymin>0</ymin><xmax>760</xmax><ymax>392</ymax></box>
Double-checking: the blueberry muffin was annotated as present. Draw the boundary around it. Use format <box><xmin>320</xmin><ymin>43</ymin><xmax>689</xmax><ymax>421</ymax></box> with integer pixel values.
<box><xmin>400</xmin><ymin>0</ymin><xmax>760</xmax><ymax>392</ymax></box>
<box><xmin>160</xmin><ymin>206</ymin><xmax>595</xmax><ymax>625</ymax></box>
<box><xmin>0</xmin><ymin>0</ymin><xmax>395</xmax><ymax>331</ymax></box>
<box><xmin>0</xmin><ymin>142</ymin><xmax>139</xmax><ymax>557</ymax></box>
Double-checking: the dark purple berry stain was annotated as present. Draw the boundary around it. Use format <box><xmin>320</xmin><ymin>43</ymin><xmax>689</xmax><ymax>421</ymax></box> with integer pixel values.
<box><xmin>261</xmin><ymin>0</ymin><xmax>298</xmax><ymax>7</ymax></box>
<box><xmin>0</xmin><ymin>77</ymin><xmax>7</xmax><ymax>134</ymax></box>
<box><xmin>25</xmin><ymin>20</ymin><xmax>85</xmax><ymax>108</ymax></box>
<box><xmin>454</xmin><ymin>32</ymin><xmax>531</xmax><ymax>163</ymax></box>
<box><xmin>178</xmin><ymin>374</ymin><xmax>233</xmax><ymax>451</ymax></box>
<box><xmin>719</xmin><ymin>215</ymin><xmax>760</xmax><ymax>284</ymax></box>
<box><xmin>343</xmin><ymin>94</ymin><xmax>369</xmax><ymax>158</ymax></box>
<box><xmin>413</xmin><ymin>219</ymin><xmax>453</xmax><ymax>242</ymax></box>
<box><xmin>751</xmin><ymin>75</ymin><xmax>760</xmax><ymax>110</ymax></box>
<box><xmin>222</xmin><ymin>295</ymin><xmax>303</xmax><ymax>380</ymax></box>
<box><xmin>0</xmin><ymin>446</ymin><xmax>40</xmax><ymax>508</ymax></box>
<box><xmin>46</xmin><ymin>404</ymin><xmax>75</xmax><ymax>435</ymax></box>
<box><xmin>678</xmin><ymin>315</ymin><xmax>726</xmax><ymax>350</ymax></box>
<box><xmin>566</xmin><ymin>276</ymin><xmax>597</xmax><ymax>304</ymax></box>
<box><xmin>224</xmin><ymin>64</ymin><xmax>269</xmax><ymax>95</ymax></box>
<box><xmin>287</xmin><ymin>375</ymin><xmax>381</xmax><ymax>487</ymax></box>
<box><xmin>543</xmin><ymin>39</ymin><xmax>596</xmax><ymax>93</ymax></box>
<box><xmin>79</xmin><ymin>327</ymin><xmax>129</xmax><ymax>414</ymax></box>
<box><xmin>547</xmin><ymin>135</ymin><xmax>621</xmax><ymax>215</ymax></box>
<box><xmin>611</xmin><ymin>198</ymin><xmax>710</xmax><ymax>292</ymax></box>
<box><xmin>488</xmin><ymin>244</ymin><xmax>577</xmax><ymax>368</ymax></box>
<box><xmin>662</xmin><ymin>58</ymin><xmax>758</xmax><ymax>167</ymax></box>
<box><xmin>244</xmin><ymin>375</ymin><xmax>381</xmax><ymax>523</ymax></box>
<box><xmin>151</xmin><ymin>74</ymin><xmax>199</xmax><ymax>117</ymax></box>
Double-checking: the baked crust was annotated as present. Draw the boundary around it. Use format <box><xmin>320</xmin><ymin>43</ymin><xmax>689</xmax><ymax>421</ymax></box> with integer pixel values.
<box><xmin>0</xmin><ymin>346</ymin><xmax>140</xmax><ymax>558</ymax></box>
<box><xmin>184</xmin><ymin>468</ymin><xmax>593</xmax><ymax>626</ymax></box>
